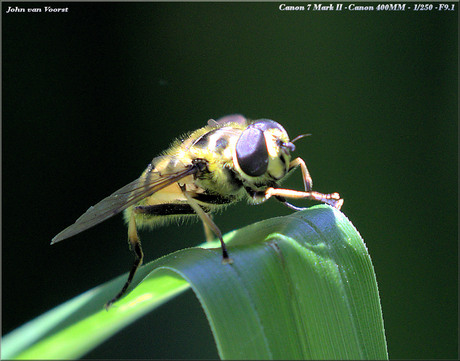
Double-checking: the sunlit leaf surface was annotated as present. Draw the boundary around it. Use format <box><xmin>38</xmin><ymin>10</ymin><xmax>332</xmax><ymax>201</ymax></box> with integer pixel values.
<box><xmin>2</xmin><ymin>205</ymin><xmax>388</xmax><ymax>360</ymax></box>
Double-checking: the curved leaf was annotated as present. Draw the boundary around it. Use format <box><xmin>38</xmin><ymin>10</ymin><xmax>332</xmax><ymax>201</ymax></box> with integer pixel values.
<box><xmin>2</xmin><ymin>205</ymin><xmax>388</xmax><ymax>359</ymax></box>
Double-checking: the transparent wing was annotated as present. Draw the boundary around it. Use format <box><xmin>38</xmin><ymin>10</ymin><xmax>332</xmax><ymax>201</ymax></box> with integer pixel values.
<box><xmin>51</xmin><ymin>163</ymin><xmax>197</xmax><ymax>244</ymax></box>
<box><xmin>208</xmin><ymin>114</ymin><xmax>247</xmax><ymax>127</ymax></box>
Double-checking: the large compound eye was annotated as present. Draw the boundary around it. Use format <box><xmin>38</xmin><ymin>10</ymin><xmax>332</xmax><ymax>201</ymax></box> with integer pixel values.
<box><xmin>251</xmin><ymin>119</ymin><xmax>287</xmax><ymax>133</ymax></box>
<box><xmin>236</xmin><ymin>127</ymin><xmax>269</xmax><ymax>177</ymax></box>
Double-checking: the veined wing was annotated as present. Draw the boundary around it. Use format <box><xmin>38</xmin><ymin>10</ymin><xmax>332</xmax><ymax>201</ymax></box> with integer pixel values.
<box><xmin>51</xmin><ymin>163</ymin><xmax>197</xmax><ymax>244</ymax></box>
<box><xmin>208</xmin><ymin>114</ymin><xmax>247</xmax><ymax>127</ymax></box>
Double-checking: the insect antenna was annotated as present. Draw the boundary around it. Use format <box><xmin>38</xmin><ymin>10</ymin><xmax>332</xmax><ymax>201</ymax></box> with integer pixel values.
<box><xmin>291</xmin><ymin>133</ymin><xmax>311</xmax><ymax>143</ymax></box>
<box><xmin>284</xmin><ymin>134</ymin><xmax>311</xmax><ymax>152</ymax></box>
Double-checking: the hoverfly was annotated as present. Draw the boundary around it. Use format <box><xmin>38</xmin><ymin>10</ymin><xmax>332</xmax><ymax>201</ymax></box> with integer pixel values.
<box><xmin>51</xmin><ymin>114</ymin><xmax>343</xmax><ymax>308</ymax></box>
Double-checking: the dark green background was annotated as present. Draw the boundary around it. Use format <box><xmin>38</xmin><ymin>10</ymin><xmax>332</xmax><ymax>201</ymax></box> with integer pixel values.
<box><xmin>2</xmin><ymin>2</ymin><xmax>457</xmax><ymax>359</ymax></box>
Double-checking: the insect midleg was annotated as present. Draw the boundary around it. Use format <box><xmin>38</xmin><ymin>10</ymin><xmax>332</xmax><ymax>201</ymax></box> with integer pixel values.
<box><xmin>265</xmin><ymin>187</ymin><xmax>344</xmax><ymax>210</ymax></box>
<box><xmin>105</xmin><ymin>211</ymin><xmax>144</xmax><ymax>309</ymax></box>
<box><xmin>126</xmin><ymin>204</ymin><xmax>216</xmax><ymax>242</ymax></box>
<box><xmin>183</xmin><ymin>191</ymin><xmax>233</xmax><ymax>264</ymax></box>
<box><xmin>202</xmin><ymin>218</ymin><xmax>216</xmax><ymax>243</ymax></box>
<box><xmin>134</xmin><ymin>204</ymin><xmax>195</xmax><ymax>215</ymax></box>
<box><xmin>289</xmin><ymin>157</ymin><xmax>313</xmax><ymax>191</ymax></box>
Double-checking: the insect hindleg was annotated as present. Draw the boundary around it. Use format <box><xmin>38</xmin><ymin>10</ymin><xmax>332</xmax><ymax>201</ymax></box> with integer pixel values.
<box><xmin>183</xmin><ymin>191</ymin><xmax>233</xmax><ymax>264</ymax></box>
<box><xmin>265</xmin><ymin>187</ymin><xmax>344</xmax><ymax>210</ymax></box>
<box><xmin>105</xmin><ymin>210</ymin><xmax>144</xmax><ymax>309</ymax></box>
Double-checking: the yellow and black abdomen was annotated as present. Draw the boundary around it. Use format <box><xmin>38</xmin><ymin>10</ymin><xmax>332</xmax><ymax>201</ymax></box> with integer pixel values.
<box><xmin>123</xmin><ymin>124</ymin><xmax>247</xmax><ymax>229</ymax></box>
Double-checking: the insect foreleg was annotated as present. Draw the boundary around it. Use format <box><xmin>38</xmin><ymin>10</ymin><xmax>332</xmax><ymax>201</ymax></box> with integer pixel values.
<box><xmin>274</xmin><ymin>195</ymin><xmax>308</xmax><ymax>211</ymax></box>
<box><xmin>105</xmin><ymin>210</ymin><xmax>144</xmax><ymax>309</ymax></box>
<box><xmin>289</xmin><ymin>157</ymin><xmax>313</xmax><ymax>192</ymax></box>
<box><xmin>183</xmin><ymin>191</ymin><xmax>233</xmax><ymax>264</ymax></box>
<box><xmin>265</xmin><ymin>187</ymin><xmax>344</xmax><ymax>210</ymax></box>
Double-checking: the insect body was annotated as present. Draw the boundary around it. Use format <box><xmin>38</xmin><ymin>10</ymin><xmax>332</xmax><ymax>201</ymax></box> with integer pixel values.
<box><xmin>51</xmin><ymin>115</ymin><xmax>343</xmax><ymax>308</ymax></box>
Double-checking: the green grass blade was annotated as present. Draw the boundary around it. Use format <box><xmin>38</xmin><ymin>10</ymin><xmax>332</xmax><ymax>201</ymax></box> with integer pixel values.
<box><xmin>2</xmin><ymin>205</ymin><xmax>388</xmax><ymax>359</ymax></box>
<box><xmin>2</xmin><ymin>273</ymin><xmax>190</xmax><ymax>359</ymax></box>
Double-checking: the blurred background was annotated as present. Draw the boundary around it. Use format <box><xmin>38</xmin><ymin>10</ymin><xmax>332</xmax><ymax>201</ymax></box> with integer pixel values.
<box><xmin>2</xmin><ymin>2</ymin><xmax>457</xmax><ymax>359</ymax></box>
